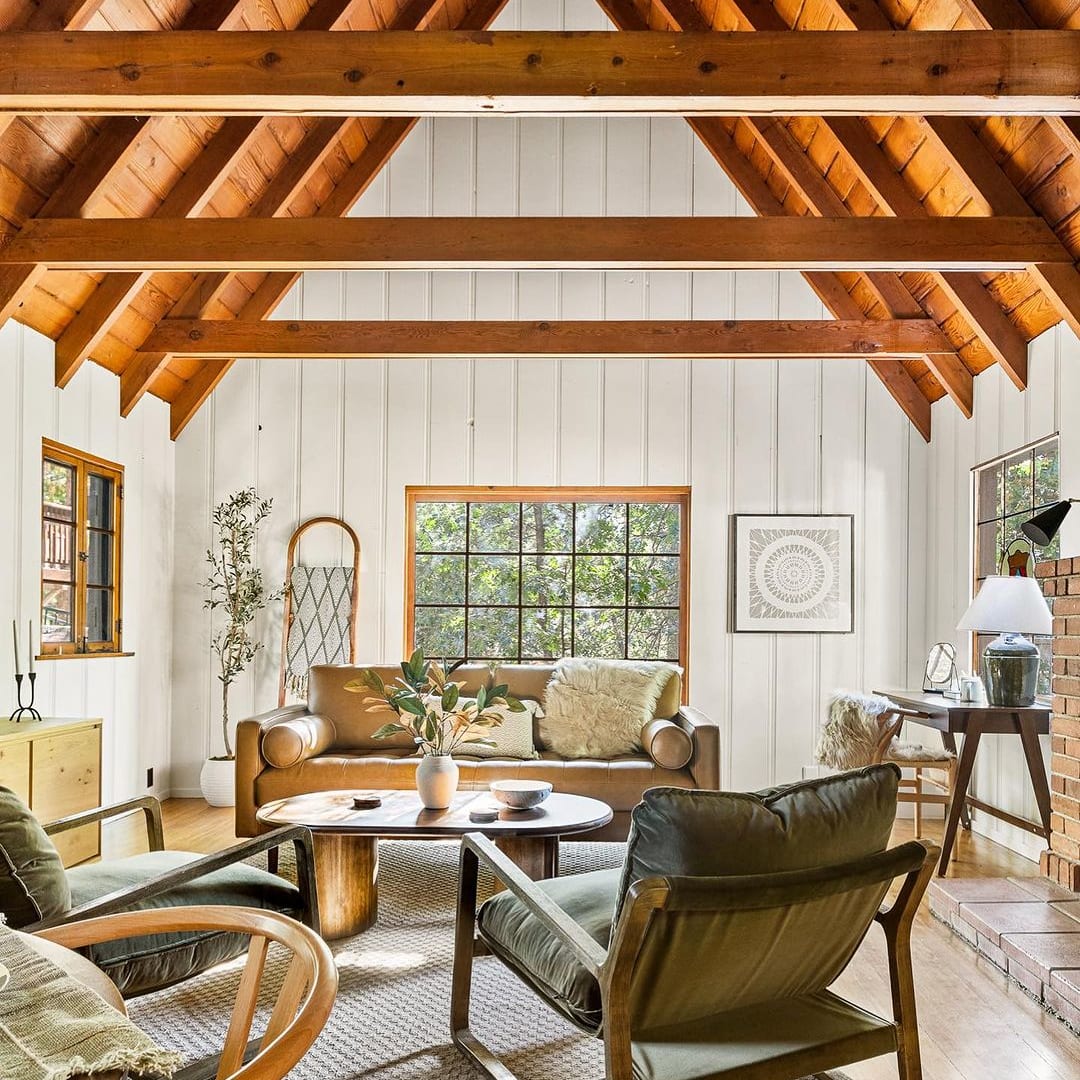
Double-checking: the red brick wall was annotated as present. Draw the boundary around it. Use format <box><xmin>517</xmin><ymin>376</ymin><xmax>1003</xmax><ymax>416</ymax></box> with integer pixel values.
<box><xmin>1037</xmin><ymin>557</ymin><xmax>1080</xmax><ymax>891</ymax></box>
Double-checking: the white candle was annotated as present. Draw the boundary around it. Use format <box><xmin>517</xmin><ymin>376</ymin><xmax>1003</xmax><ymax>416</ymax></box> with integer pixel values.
<box><xmin>12</xmin><ymin>619</ymin><xmax>20</xmax><ymax>676</ymax></box>
<box><xmin>28</xmin><ymin>620</ymin><xmax>34</xmax><ymax>674</ymax></box>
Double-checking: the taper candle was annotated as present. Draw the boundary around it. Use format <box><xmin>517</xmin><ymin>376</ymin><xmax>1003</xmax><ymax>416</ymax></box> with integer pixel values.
<box><xmin>28</xmin><ymin>620</ymin><xmax>34</xmax><ymax>674</ymax></box>
<box><xmin>11</xmin><ymin>619</ymin><xmax>20</xmax><ymax>676</ymax></box>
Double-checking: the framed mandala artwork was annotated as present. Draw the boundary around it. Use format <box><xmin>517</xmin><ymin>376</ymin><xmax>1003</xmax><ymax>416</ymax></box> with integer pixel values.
<box><xmin>732</xmin><ymin>515</ymin><xmax>854</xmax><ymax>633</ymax></box>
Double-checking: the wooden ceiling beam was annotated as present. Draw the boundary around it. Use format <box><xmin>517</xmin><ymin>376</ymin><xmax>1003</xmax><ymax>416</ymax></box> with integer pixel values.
<box><xmin>164</xmin><ymin>0</ymin><xmax>514</xmax><ymax>437</ymax></box>
<box><xmin>597</xmin><ymin>0</ymin><xmax>931</xmax><ymax>439</ymax></box>
<box><xmin>142</xmin><ymin>317</ymin><xmax>956</xmax><ymax>359</ymax></box>
<box><xmin>4</xmin><ymin>31</ymin><xmax>1080</xmax><ymax>117</ymax></box>
<box><xmin>2</xmin><ymin>216</ymin><xmax>1060</xmax><ymax>272</ymax></box>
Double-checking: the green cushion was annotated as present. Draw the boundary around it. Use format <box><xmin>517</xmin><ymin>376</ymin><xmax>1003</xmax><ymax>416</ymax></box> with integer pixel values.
<box><xmin>617</xmin><ymin>765</ymin><xmax>901</xmax><ymax>914</ymax></box>
<box><xmin>66</xmin><ymin>851</ymin><xmax>302</xmax><ymax>997</ymax></box>
<box><xmin>477</xmin><ymin>867</ymin><xmax>619</xmax><ymax>1033</ymax></box>
<box><xmin>0</xmin><ymin>786</ymin><xmax>70</xmax><ymax>928</ymax></box>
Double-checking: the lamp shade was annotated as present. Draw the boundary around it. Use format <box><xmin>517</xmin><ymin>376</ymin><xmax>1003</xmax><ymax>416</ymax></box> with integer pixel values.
<box><xmin>1021</xmin><ymin>500</ymin><xmax>1073</xmax><ymax>547</ymax></box>
<box><xmin>956</xmin><ymin>575</ymin><xmax>1052</xmax><ymax>636</ymax></box>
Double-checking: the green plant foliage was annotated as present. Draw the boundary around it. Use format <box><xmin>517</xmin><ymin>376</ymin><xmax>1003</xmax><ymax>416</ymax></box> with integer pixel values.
<box><xmin>344</xmin><ymin>655</ymin><xmax>525</xmax><ymax>757</ymax></box>
<box><xmin>203</xmin><ymin>487</ymin><xmax>281</xmax><ymax>759</ymax></box>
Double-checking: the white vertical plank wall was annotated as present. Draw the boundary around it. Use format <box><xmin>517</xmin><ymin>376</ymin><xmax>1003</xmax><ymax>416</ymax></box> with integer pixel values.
<box><xmin>167</xmin><ymin>0</ymin><xmax>927</xmax><ymax>795</ymax></box>
<box><xmin>0</xmin><ymin>320</ymin><xmax>175</xmax><ymax>803</ymax></box>
<box><xmin>921</xmin><ymin>322</ymin><xmax>1080</xmax><ymax>859</ymax></box>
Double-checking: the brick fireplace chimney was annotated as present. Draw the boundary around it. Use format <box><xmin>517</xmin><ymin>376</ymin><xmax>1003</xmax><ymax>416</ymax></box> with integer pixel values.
<box><xmin>1036</xmin><ymin>558</ymin><xmax>1080</xmax><ymax>891</ymax></box>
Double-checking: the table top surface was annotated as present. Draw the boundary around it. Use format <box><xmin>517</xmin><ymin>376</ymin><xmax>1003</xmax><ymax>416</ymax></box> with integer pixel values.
<box><xmin>257</xmin><ymin>788</ymin><xmax>614</xmax><ymax>837</ymax></box>
<box><xmin>875</xmin><ymin>689</ymin><xmax>1051</xmax><ymax>715</ymax></box>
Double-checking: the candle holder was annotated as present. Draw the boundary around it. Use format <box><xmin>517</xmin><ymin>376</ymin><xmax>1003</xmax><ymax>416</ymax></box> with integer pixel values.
<box><xmin>9</xmin><ymin>673</ymin><xmax>42</xmax><ymax>723</ymax></box>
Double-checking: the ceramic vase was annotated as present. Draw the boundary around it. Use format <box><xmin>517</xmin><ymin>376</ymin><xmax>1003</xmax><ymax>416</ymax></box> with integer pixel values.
<box><xmin>200</xmin><ymin>757</ymin><xmax>236</xmax><ymax>807</ymax></box>
<box><xmin>416</xmin><ymin>754</ymin><xmax>459</xmax><ymax>810</ymax></box>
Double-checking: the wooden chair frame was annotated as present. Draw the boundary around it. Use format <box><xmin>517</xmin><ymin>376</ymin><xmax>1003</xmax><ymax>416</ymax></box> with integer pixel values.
<box><xmin>452</xmin><ymin>833</ymin><xmax>938</xmax><ymax>1080</ymax></box>
<box><xmin>36</xmin><ymin>905</ymin><xmax>337</xmax><ymax>1080</ymax></box>
<box><xmin>23</xmin><ymin>796</ymin><xmax>320</xmax><ymax>936</ymax></box>
<box><xmin>278</xmin><ymin>515</ymin><xmax>361</xmax><ymax>707</ymax></box>
<box><xmin>874</xmin><ymin>708</ymin><xmax>959</xmax><ymax>845</ymax></box>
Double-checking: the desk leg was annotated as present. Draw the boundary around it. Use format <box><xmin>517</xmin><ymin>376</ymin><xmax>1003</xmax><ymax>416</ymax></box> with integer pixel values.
<box><xmin>1018</xmin><ymin>715</ymin><xmax>1053</xmax><ymax>842</ymax></box>
<box><xmin>940</xmin><ymin>732</ymin><xmax>971</xmax><ymax>830</ymax></box>
<box><xmin>939</xmin><ymin>720</ymin><xmax>983</xmax><ymax>875</ymax></box>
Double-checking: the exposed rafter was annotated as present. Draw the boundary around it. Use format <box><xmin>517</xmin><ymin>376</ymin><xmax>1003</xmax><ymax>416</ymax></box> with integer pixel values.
<box><xmin>141</xmin><ymin>317</ymin><xmax>958</xmax><ymax>359</ymax></box>
<box><xmin>3</xmin><ymin>31</ymin><xmax>1080</xmax><ymax>116</ymax></box>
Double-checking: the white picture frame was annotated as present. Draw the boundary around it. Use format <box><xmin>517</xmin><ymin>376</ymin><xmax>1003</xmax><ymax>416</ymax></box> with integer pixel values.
<box><xmin>733</xmin><ymin>514</ymin><xmax>855</xmax><ymax>633</ymax></box>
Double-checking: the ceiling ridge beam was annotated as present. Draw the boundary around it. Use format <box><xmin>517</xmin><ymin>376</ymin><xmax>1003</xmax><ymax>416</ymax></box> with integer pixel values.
<box><xmin>144</xmin><ymin>317</ymin><xmax>957</xmax><ymax>358</ymax></box>
<box><xmin>596</xmin><ymin>0</ymin><xmax>931</xmax><ymax>438</ymax></box>
<box><xmin>164</xmin><ymin>0</ymin><xmax>514</xmax><ymax>437</ymax></box>
<box><xmin>50</xmin><ymin>0</ymin><xmax>363</xmax><ymax>394</ymax></box>
<box><xmin>4</xmin><ymin>31</ymin><xmax>1080</xmax><ymax>117</ymax></box>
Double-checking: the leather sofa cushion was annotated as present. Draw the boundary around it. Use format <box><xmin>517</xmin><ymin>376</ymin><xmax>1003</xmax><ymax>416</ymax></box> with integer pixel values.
<box><xmin>618</xmin><ymin>765</ymin><xmax>901</xmax><ymax>911</ymax></box>
<box><xmin>255</xmin><ymin>752</ymin><xmax>695</xmax><ymax>813</ymax></box>
<box><xmin>478</xmin><ymin>868</ymin><xmax>619</xmax><ymax>1033</ymax></box>
<box><xmin>66</xmin><ymin>851</ymin><xmax>302</xmax><ymax>997</ymax></box>
<box><xmin>308</xmin><ymin>664</ymin><xmax>492</xmax><ymax>751</ymax></box>
<box><xmin>0</xmin><ymin>786</ymin><xmax>70</xmax><ymax>928</ymax></box>
<box><xmin>261</xmin><ymin>713</ymin><xmax>336</xmax><ymax>769</ymax></box>
<box><xmin>641</xmin><ymin>719</ymin><xmax>693</xmax><ymax>770</ymax></box>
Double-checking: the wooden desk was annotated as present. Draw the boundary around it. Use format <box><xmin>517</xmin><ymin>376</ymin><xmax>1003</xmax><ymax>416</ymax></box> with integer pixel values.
<box><xmin>874</xmin><ymin>689</ymin><xmax>1051</xmax><ymax>875</ymax></box>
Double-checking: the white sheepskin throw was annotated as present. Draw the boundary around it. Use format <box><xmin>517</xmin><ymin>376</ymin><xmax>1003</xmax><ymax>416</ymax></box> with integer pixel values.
<box><xmin>816</xmin><ymin>692</ymin><xmax>896</xmax><ymax>771</ymax></box>
<box><xmin>538</xmin><ymin>658</ymin><xmax>679</xmax><ymax>759</ymax></box>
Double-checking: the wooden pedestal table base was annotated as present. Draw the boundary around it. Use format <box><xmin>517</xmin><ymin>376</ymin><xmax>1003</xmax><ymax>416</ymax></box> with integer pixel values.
<box><xmin>256</xmin><ymin>789</ymin><xmax>612</xmax><ymax>939</ymax></box>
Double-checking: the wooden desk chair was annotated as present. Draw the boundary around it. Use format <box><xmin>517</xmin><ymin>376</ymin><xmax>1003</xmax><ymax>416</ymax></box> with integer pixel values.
<box><xmin>36</xmin><ymin>905</ymin><xmax>337</xmax><ymax>1080</ymax></box>
<box><xmin>818</xmin><ymin>693</ymin><xmax>957</xmax><ymax>845</ymax></box>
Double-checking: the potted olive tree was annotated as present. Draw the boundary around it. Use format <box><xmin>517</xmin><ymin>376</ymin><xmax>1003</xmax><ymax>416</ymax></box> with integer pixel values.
<box><xmin>200</xmin><ymin>488</ymin><xmax>279</xmax><ymax>806</ymax></box>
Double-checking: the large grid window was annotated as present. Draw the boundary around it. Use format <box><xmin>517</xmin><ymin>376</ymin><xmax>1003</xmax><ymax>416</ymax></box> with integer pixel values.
<box><xmin>973</xmin><ymin>435</ymin><xmax>1058</xmax><ymax>694</ymax></box>
<box><xmin>41</xmin><ymin>440</ymin><xmax>124</xmax><ymax>656</ymax></box>
<box><xmin>406</xmin><ymin>487</ymin><xmax>689</xmax><ymax>668</ymax></box>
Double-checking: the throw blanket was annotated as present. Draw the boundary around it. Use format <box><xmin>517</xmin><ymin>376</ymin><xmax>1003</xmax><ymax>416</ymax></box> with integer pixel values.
<box><xmin>284</xmin><ymin>565</ymin><xmax>355</xmax><ymax>698</ymax></box>
<box><xmin>0</xmin><ymin>926</ymin><xmax>181</xmax><ymax>1080</ymax></box>
<box><xmin>539</xmin><ymin>658</ymin><xmax>679</xmax><ymax>759</ymax></box>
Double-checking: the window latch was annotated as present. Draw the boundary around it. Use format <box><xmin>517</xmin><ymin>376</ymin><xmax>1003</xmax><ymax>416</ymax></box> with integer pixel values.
<box><xmin>78</xmin><ymin>550</ymin><xmax>88</xmax><ymax>562</ymax></box>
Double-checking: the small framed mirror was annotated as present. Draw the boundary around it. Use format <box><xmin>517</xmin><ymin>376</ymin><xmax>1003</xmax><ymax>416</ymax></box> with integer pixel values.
<box><xmin>924</xmin><ymin>641</ymin><xmax>960</xmax><ymax>698</ymax></box>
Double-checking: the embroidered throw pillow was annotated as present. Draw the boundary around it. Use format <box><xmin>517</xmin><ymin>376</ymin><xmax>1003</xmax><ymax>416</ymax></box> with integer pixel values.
<box><xmin>452</xmin><ymin>699</ymin><xmax>542</xmax><ymax>760</ymax></box>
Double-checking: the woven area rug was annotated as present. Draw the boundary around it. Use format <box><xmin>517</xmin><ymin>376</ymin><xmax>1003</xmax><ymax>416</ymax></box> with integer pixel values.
<box><xmin>128</xmin><ymin>840</ymin><xmax>852</xmax><ymax>1079</ymax></box>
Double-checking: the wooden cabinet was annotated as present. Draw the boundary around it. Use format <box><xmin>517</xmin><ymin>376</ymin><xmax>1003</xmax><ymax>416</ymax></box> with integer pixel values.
<box><xmin>0</xmin><ymin>717</ymin><xmax>102</xmax><ymax>866</ymax></box>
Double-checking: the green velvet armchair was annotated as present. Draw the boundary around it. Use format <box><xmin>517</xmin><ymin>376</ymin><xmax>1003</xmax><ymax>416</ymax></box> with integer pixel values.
<box><xmin>0</xmin><ymin>789</ymin><xmax>319</xmax><ymax>998</ymax></box>
<box><xmin>452</xmin><ymin>766</ymin><xmax>937</xmax><ymax>1080</ymax></box>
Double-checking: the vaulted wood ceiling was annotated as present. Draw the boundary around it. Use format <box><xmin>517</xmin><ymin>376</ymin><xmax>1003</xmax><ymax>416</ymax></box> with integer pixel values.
<box><xmin>1</xmin><ymin>0</ymin><xmax>1079</xmax><ymax>441</ymax></box>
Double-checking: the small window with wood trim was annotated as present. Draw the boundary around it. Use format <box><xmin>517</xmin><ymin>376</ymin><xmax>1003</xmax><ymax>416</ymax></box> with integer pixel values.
<box><xmin>405</xmin><ymin>487</ymin><xmax>690</xmax><ymax>669</ymax></box>
<box><xmin>41</xmin><ymin>440</ymin><xmax>124</xmax><ymax>657</ymax></box>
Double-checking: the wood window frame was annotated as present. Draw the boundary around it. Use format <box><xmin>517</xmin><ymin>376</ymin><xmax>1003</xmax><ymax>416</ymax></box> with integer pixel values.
<box><xmin>40</xmin><ymin>438</ymin><xmax>126</xmax><ymax>659</ymax></box>
<box><xmin>404</xmin><ymin>485</ymin><xmax>691</xmax><ymax>688</ymax></box>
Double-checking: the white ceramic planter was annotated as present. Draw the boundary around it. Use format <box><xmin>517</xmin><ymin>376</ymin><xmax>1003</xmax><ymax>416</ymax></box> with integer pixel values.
<box><xmin>416</xmin><ymin>755</ymin><xmax>459</xmax><ymax>810</ymax></box>
<box><xmin>200</xmin><ymin>757</ymin><xmax>236</xmax><ymax>807</ymax></box>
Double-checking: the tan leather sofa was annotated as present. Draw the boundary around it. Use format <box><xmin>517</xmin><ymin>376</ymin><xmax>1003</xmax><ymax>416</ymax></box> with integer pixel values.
<box><xmin>236</xmin><ymin>663</ymin><xmax>719</xmax><ymax>842</ymax></box>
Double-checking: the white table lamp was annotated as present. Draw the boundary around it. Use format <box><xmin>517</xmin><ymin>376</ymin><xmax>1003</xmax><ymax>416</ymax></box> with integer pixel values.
<box><xmin>957</xmin><ymin>575</ymin><xmax>1052</xmax><ymax>707</ymax></box>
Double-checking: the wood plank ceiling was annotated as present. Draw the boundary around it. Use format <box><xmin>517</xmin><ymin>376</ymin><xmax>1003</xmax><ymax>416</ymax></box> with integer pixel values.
<box><xmin>1</xmin><ymin>0</ymin><xmax>1079</xmax><ymax>440</ymax></box>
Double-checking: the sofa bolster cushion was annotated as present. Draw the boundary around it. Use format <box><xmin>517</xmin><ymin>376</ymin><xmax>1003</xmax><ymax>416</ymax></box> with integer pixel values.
<box><xmin>67</xmin><ymin>851</ymin><xmax>302</xmax><ymax>997</ymax></box>
<box><xmin>641</xmin><ymin>718</ymin><xmax>693</xmax><ymax>771</ymax></box>
<box><xmin>261</xmin><ymin>713</ymin><xmax>336</xmax><ymax>769</ymax></box>
<box><xmin>0</xmin><ymin>786</ymin><xmax>70</xmax><ymax>929</ymax></box>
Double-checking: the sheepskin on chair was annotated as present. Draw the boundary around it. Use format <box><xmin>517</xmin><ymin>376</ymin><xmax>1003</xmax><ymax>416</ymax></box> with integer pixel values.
<box><xmin>816</xmin><ymin>692</ymin><xmax>897</xmax><ymax>771</ymax></box>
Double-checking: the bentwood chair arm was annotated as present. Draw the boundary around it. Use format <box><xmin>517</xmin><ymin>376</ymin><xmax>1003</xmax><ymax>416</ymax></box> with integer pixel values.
<box><xmin>44</xmin><ymin>795</ymin><xmax>165</xmax><ymax>852</ymax></box>
<box><xmin>25</xmin><ymin>826</ymin><xmax>321</xmax><ymax>936</ymax></box>
<box><xmin>460</xmin><ymin>833</ymin><xmax>608</xmax><ymax>976</ymax></box>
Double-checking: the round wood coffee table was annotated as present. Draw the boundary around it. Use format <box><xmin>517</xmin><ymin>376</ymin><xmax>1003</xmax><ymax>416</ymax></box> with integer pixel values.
<box><xmin>257</xmin><ymin>788</ymin><xmax>613</xmax><ymax>939</ymax></box>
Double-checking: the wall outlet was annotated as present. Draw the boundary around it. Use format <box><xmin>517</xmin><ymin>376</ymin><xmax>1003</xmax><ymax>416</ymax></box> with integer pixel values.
<box><xmin>146</xmin><ymin>767</ymin><xmax>154</xmax><ymax>789</ymax></box>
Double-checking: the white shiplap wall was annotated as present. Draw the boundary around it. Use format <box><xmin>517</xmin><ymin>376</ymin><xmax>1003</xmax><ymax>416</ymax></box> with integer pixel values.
<box><xmin>0</xmin><ymin>320</ymin><xmax>175</xmax><ymax>803</ymax></box>
<box><xmin>921</xmin><ymin>323</ymin><xmax>1080</xmax><ymax>859</ymax></box>
<box><xmin>169</xmin><ymin>0</ymin><xmax>928</xmax><ymax>795</ymax></box>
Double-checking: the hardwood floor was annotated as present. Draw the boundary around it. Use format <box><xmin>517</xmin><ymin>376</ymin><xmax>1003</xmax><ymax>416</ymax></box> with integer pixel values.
<box><xmin>102</xmin><ymin>799</ymin><xmax>1080</xmax><ymax>1079</ymax></box>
